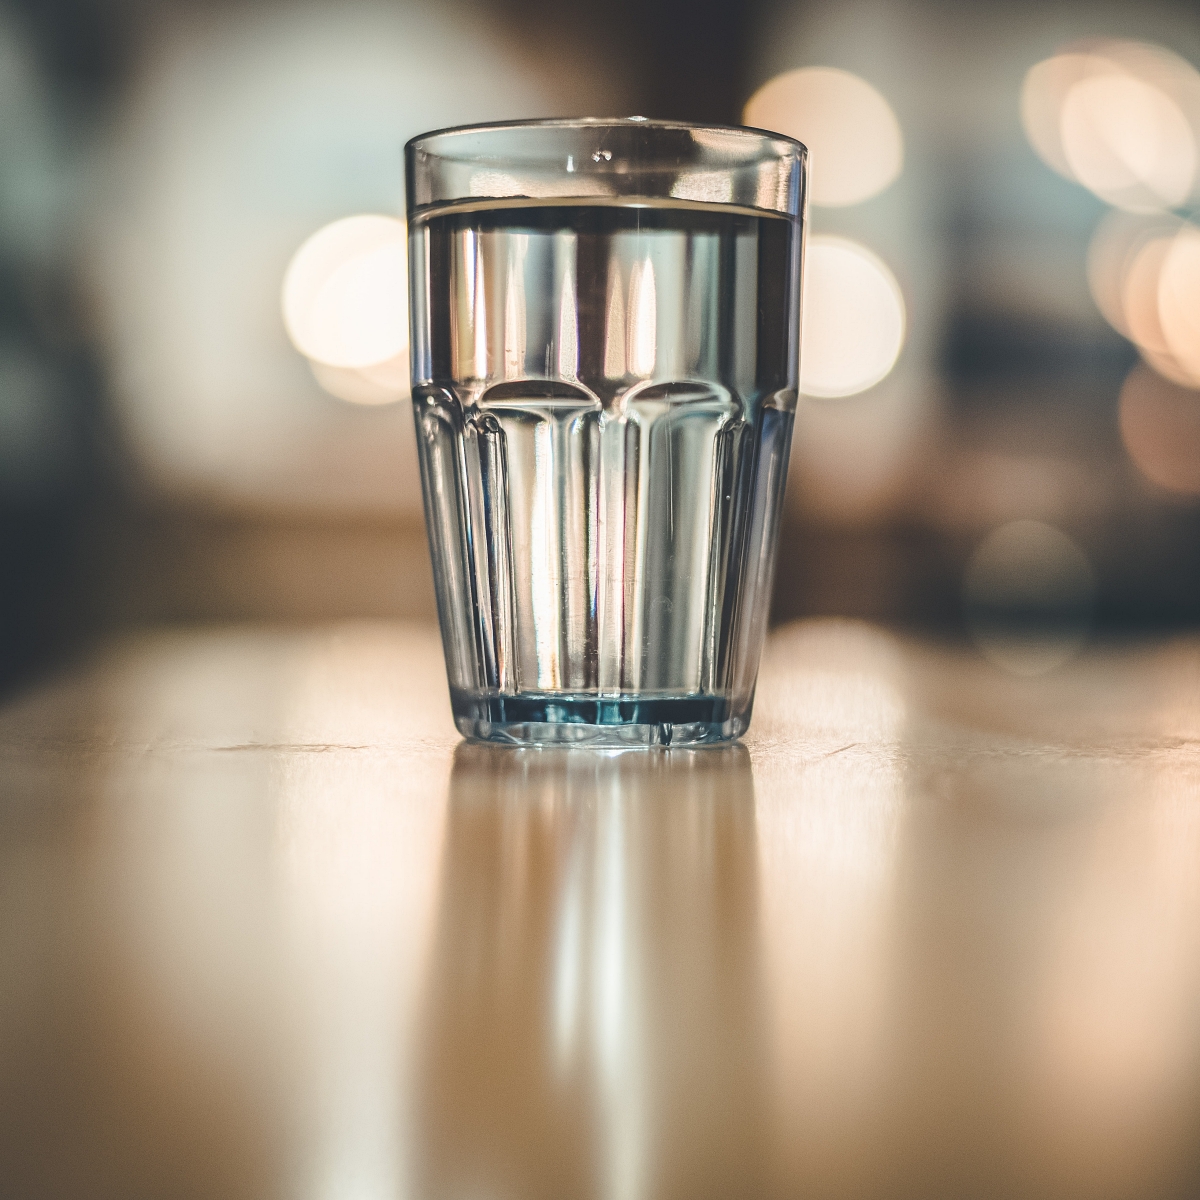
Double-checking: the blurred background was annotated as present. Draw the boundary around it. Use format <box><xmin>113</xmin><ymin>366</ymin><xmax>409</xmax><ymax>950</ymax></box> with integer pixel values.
<box><xmin>3</xmin><ymin>0</ymin><xmax>1200</xmax><ymax>693</ymax></box>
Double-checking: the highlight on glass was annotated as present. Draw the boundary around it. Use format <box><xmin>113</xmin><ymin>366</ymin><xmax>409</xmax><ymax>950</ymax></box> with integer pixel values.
<box><xmin>406</xmin><ymin>118</ymin><xmax>807</xmax><ymax>746</ymax></box>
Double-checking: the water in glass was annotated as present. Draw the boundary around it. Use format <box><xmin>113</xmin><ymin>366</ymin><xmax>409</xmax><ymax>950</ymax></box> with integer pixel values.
<box><xmin>409</xmin><ymin>197</ymin><xmax>797</xmax><ymax>745</ymax></box>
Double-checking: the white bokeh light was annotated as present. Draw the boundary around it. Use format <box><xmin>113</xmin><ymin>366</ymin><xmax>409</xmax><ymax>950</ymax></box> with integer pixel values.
<box><xmin>743</xmin><ymin>67</ymin><xmax>902</xmax><ymax>207</ymax></box>
<box><xmin>284</xmin><ymin>215</ymin><xmax>408</xmax><ymax>370</ymax></box>
<box><xmin>1021</xmin><ymin>41</ymin><xmax>1200</xmax><ymax>213</ymax></box>
<box><xmin>1060</xmin><ymin>73</ymin><xmax>1195</xmax><ymax>213</ymax></box>
<box><xmin>283</xmin><ymin>214</ymin><xmax>409</xmax><ymax>406</ymax></box>
<box><xmin>800</xmin><ymin>236</ymin><xmax>905</xmax><ymax>399</ymax></box>
<box><xmin>88</xmin><ymin>2</ymin><xmax>616</xmax><ymax>514</ymax></box>
<box><xmin>309</xmin><ymin>355</ymin><xmax>409</xmax><ymax>407</ymax></box>
<box><xmin>1022</xmin><ymin>52</ymin><xmax>1098</xmax><ymax>180</ymax></box>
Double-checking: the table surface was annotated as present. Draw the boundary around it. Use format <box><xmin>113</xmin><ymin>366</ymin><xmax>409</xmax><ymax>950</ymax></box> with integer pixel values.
<box><xmin>2</xmin><ymin>619</ymin><xmax>1200</xmax><ymax>1200</ymax></box>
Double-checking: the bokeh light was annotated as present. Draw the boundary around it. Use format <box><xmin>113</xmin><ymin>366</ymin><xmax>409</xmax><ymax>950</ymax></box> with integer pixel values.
<box><xmin>1061</xmin><ymin>73</ymin><xmax>1194</xmax><ymax>212</ymax></box>
<box><xmin>88</xmin><ymin>1</ymin><xmax>596</xmax><ymax>514</ymax></box>
<box><xmin>743</xmin><ymin>67</ymin><xmax>902</xmax><ymax>207</ymax></box>
<box><xmin>1086</xmin><ymin>213</ymin><xmax>1200</xmax><ymax>388</ymax></box>
<box><xmin>1122</xmin><ymin>235</ymin><xmax>1177</xmax><ymax>359</ymax></box>
<box><xmin>1119</xmin><ymin>364</ymin><xmax>1200</xmax><ymax>496</ymax></box>
<box><xmin>309</xmin><ymin>355</ymin><xmax>409</xmax><ymax>407</ymax></box>
<box><xmin>1159</xmin><ymin>226</ymin><xmax>1200</xmax><ymax>384</ymax></box>
<box><xmin>283</xmin><ymin>215</ymin><xmax>408</xmax><ymax>406</ymax></box>
<box><xmin>963</xmin><ymin>520</ymin><xmax>1096</xmax><ymax>676</ymax></box>
<box><xmin>1086</xmin><ymin>210</ymin><xmax>1182</xmax><ymax>337</ymax></box>
<box><xmin>1022</xmin><ymin>52</ymin><xmax>1094</xmax><ymax>180</ymax></box>
<box><xmin>800</xmin><ymin>236</ymin><xmax>905</xmax><ymax>399</ymax></box>
<box><xmin>1022</xmin><ymin>41</ymin><xmax>1200</xmax><ymax>212</ymax></box>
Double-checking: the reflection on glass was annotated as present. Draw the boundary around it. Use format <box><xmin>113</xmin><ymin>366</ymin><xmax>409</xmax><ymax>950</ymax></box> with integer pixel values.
<box><xmin>628</xmin><ymin>257</ymin><xmax>658</xmax><ymax>378</ymax></box>
<box><xmin>415</xmin><ymin>744</ymin><xmax>766</xmax><ymax>1200</ymax></box>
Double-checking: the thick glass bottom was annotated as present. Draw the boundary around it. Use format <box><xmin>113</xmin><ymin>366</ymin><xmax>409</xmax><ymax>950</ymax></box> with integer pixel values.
<box><xmin>449</xmin><ymin>689</ymin><xmax>750</xmax><ymax>748</ymax></box>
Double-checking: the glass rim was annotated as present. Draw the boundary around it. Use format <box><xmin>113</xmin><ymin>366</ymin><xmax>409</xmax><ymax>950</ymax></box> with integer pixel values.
<box><xmin>405</xmin><ymin>115</ymin><xmax>808</xmax><ymax>163</ymax></box>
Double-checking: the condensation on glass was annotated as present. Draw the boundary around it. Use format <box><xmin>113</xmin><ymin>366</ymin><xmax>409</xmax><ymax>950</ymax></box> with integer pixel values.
<box><xmin>406</xmin><ymin>118</ymin><xmax>807</xmax><ymax>746</ymax></box>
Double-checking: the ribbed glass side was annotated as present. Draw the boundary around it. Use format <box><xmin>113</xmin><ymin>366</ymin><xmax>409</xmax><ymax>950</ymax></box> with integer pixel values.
<box><xmin>410</xmin><ymin>199</ymin><xmax>798</xmax><ymax>746</ymax></box>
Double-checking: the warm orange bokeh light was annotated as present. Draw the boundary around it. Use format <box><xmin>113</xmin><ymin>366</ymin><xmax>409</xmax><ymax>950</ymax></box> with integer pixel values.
<box><xmin>1122</xmin><ymin>236</ymin><xmax>1177</xmax><ymax>357</ymax></box>
<box><xmin>1086</xmin><ymin>213</ymin><xmax>1200</xmax><ymax>389</ymax></box>
<box><xmin>1159</xmin><ymin>227</ymin><xmax>1200</xmax><ymax>384</ymax></box>
<box><xmin>1119</xmin><ymin>364</ymin><xmax>1200</xmax><ymax>495</ymax></box>
<box><xmin>1086</xmin><ymin>211</ymin><xmax>1182</xmax><ymax>337</ymax></box>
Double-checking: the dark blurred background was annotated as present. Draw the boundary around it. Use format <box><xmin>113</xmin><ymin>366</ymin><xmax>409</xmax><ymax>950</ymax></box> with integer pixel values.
<box><xmin>3</xmin><ymin>0</ymin><xmax>1200</xmax><ymax>693</ymax></box>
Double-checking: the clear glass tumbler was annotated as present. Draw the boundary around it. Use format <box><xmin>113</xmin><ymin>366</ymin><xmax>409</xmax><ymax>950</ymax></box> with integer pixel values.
<box><xmin>406</xmin><ymin>118</ymin><xmax>807</xmax><ymax>746</ymax></box>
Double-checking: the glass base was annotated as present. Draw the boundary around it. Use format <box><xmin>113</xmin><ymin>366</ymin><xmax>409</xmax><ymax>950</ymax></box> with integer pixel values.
<box><xmin>449</xmin><ymin>689</ymin><xmax>749</xmax><ymax>748</ymax></box>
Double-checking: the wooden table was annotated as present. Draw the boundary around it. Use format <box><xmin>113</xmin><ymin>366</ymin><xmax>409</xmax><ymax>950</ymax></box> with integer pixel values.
<box><xmin>3</xmin><ymin>620</ymin><xmax>1199</xmax><ymax>1199</ymax></box>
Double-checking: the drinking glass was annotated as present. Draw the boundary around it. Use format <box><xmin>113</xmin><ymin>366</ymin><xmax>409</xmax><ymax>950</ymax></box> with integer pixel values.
<box><xmin>406</xmin><ymin>118</ymin><xmax>807</xmax><ymax>746</ymax></box>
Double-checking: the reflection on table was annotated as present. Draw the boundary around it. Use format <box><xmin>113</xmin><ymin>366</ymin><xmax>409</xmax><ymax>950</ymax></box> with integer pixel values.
<box><xmin>1</xmin><ymin>620</ymin><xmax>1199</xmax><ymax>1199</ymax></box>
